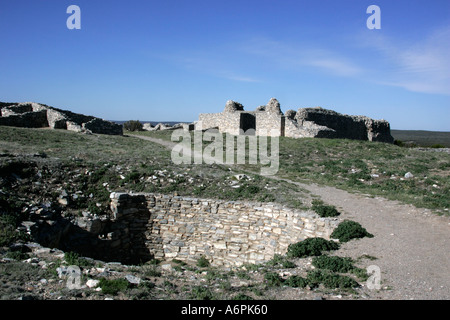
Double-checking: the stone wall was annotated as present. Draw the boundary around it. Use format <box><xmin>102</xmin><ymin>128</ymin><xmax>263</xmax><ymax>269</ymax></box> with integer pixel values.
<box><xmin>195</xmin><ymin>99</ymin><xmax>394</xmax><ymax>143</ymax></box>
<box><xmin>0</xmin><ymin>109</ymin><xmax>49</xmax><ymax>128</ymax></box>
<box><xmin>108</xmin><ymin>192</ymin><xmax>339</xmax><ymax>267</ymax></box>
<box><xmin>0</xmin><ymin>102</ymin><xmax>123</xmax><ymax>135</ymax></box>
<box><xmin>255</xmin><ymin>112</ymin><xmax>285</xmax><ymax>137</ymax></box>
<box><xmin>198</xmin><ymin>99</ymin><xmax>286</xmax><ymax>137</ymax></box>
<box><xmin>294</xmin><ymin>107</ymin><xmax>394</xmax><ymax>143</ymax></box>
<box><xmin>198</xmin><ymin>111</ymin><xmax>242</xmax><ymax>135</ymax></box>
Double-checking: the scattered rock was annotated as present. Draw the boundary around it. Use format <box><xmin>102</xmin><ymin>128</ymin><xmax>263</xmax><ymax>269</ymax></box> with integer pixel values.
<box><xmin>86</xmin><ymin>279</ymin><xmax>100</xmax><ymax>288</ymax></box>
<box><xmin>404</xmin><ymin>172</ymin><xmax>414</xmax><ymax>179</ymax></box>
<box><xmin>125</xmin><ymin>274</ymin><xmax>141</xmax><ymax>285</ymax></box>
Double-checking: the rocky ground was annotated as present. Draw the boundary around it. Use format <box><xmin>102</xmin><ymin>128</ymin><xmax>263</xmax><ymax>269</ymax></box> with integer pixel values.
<box><xmin>0</xmin><ymin>240</ymin><xmax>380</xmax><ymax>301</ymax></box>
<box><xmin>0</xmin><ymin>152</ymin><xmax>378</xmax><ymax>301</ymax></box>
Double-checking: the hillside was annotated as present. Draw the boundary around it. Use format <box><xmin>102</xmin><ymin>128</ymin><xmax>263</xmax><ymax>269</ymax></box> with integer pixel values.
<box><xmin>391</xmin><ymin>129</ymin><xmax>450</xmax><ymax>147</ymax></box>
<box><xmin>130</xmin><ymin>129</ymin><xmax>450</xmax><ymax>214</ymax></box>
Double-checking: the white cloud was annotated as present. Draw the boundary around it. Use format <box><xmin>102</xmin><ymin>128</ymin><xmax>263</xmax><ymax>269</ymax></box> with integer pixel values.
<box><xmin>240</xmin><ymin>37</ymin><xmax>364</xmax><ymax>77</ymax></box>
<box><xmin>362</xmin><ymin>26</ymin><xmax>450</xmax><ymax>95</ymax></box>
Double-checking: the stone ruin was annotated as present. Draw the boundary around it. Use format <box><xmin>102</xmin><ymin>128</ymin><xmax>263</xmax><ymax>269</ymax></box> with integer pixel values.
<box><xmin>23</xmin><ymin>191</ymin><xmax>338</xmax><ymax>266</ymax></box>
<box><xmin>197</xmin><ymin>98</ymin><xmax>394</xmax><ymax>143</ymax></box>
<box><xmin>0</xmin><ymin>101</ymin><xmax>123</xmax><ymax>135</ymax></box>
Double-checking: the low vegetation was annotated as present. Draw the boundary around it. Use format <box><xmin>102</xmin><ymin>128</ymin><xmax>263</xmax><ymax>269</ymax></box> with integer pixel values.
<box><xmin>286</xmin><ymin>237</ymin><xmax>340</xmax><ymax>258</ymax></box>
<box><xmin>331</xmin><ymin>220</ymin><xmax>374</xmax><ymax>243</ymax></box>
<box><xmin>123</xmin><ymin>120</ymin><xmax>143</xmax><ymax>132</ymax></box>
<box><xmin>311</xmin><ymin>199</ymin><xmax>341</xmax><ymax>217</ymax></box>
<box><xmin>129</xmin><ymin>129</ymin><xmax>449</xmax><ymax>215</ymax></box>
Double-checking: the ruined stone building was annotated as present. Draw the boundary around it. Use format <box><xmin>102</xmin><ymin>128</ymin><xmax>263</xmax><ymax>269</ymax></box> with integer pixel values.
<box><xmin>196</xmin><ymin>98</ymin><xmax>394</xmax><ymax>143</ymax></box>
<box><xmin>0</xmin><ymin>102</ymin><xmax>123</xmax><ymax>135</ymax></box>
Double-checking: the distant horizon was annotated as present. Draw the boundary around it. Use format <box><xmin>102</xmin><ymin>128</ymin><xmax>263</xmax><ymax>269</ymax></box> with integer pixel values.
<box><xmin>1</xmin><ymin>0</ymin><xmax>449</xmax><ymax>131</ymax></box>
<box><xmin>2</xmin><ymin>99</ymin><xmax>449</xmax><ymax>133</ymax></box>
<box><xmin>110</xmin><ymin>120</ymin><xmax>450</xmax><ymax>133</ymax></box>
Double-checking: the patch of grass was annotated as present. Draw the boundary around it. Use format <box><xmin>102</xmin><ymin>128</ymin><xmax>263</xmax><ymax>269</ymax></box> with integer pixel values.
<box><xmin>98</xmin><ymin>277</ymin><xmax>131</xmax><ymax>295</ymax></box>
<box><xmin>190</xmin><ymin>286</ymin><xmax>214</xmax><ymax>300</ymax></box>
<box><xmin>196</xmin><ymin>255</ymin><xmax>210</xmax><ymax>268</ymax></box>
<box><xmin>286</xmin><ymin>237</ymin><xmax>340</xmax><ymax>258</ymax></box>
<box><xmin>311</xmin><ymin>255</ymin><xmax>368</xmax><ymax>281</ymax></box>
<box><xmin>331</xmin><ymin>220</ymin><xmax>374</xmax><ymax>243</ymax></box>
<box><xmin>64</xmin><ymin>251</ymin><xmax>94</xmax><ymax>268</ymax></box>
<box><xmin>285</xmin><ymin>275</ymin><xmax>308</xmax><ymax>288</ymax></box>
<box><xmin>142</xmin><ymin>265</ymin><xmax>161</xmax><ymax>277</ymax></box>
<box><xmin>306</xmin><ymin>269</ymin><xmax>359</xmax><ymax>289</ymax></box>
<box><xmin>257</xmin><ymin>135</ymin><xmax>450</xmax><ymax>214</ymax></box>
<box><xmin>266</xmin><ymin>254</ymin><xmax>296</xmax><ymax>268</ymax></box>
<box><xmin>264</xmin><ymin>272</ymin><xmax>284</xmax><ymax>287</ymax></box>
<box><xmin>5</xmin><ymin>250</ymin><xmax>29</xmax><ymax>261</ymax></box>
<box><xmin>311</xmin><ymin>199</ymin><xmax>340</xmax><ymax>217</ymax></box>
<box><xmin>312</xmin><ymin>255</ymin><xmax>355</xmax><ymax>273</ymax></box>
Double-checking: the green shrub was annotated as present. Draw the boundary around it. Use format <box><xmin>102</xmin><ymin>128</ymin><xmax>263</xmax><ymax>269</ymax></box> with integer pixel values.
<box><xmin>306</xmin><ymin>269</ymin><xmax>359</xmax><ymax>289</ymax></box>
<box><xmin>286</xmin><ymin>237</ymin><xmax>340</xmax><ymax>258</ymax></box>
<box><xmin>312</xmin><ymin>255</ymin><xmax>355</xmax><ymax>273</ymax></box>
<box><xmin>143</xmin><ymin>265</ymin><xmax>161</xmax><ymax>277</ymax></box>
<box><xmin>311</xmin><ymin>200</ymin><xmax>340</xmax><ymax>217</ymax></box>
<box><xmin>331</xmin><ymin>220</ymin><xmax>374</xmax><ymax>243</ymax></box>
<box><xmin>123</xmin><ymin>120</ymin><xmax>143</xmax><ymax>132</ymax></box>
<box><xmin>124</xmin><ymin>170</ymin><xmax>141</xmax><ymax>183</ymax></box>
<box><xmin>266</xmin><ymin>254</ymin><xmax>296</xmax><ymax>268</ymax></box>
<box><xmin>285</xmin><ymin>275</ymin><xmax>308</xmax><ymax>288</ymax></box>
<box><xmin>190</xmin><ymin>286</ymin><xmax>214</xmax><ymax>300</ymax></box>
<box><xmin>64</xmin><ymin>251</ymin><xmax>94</xmax><ymax>267</ymax></box>
<box><xmin>98</xmin><ymin>278</ymin><xmax>131</xmax><ymax>295</ymax></box>
<box><xmin>264</xmin><ymin>272</ymin><xmax>284</xmax><ymax>287</ymax></box>
<box><xmin>5</xmin><ymin>250</ymin><xmax>29</xmax><ymax>261</ymax></box>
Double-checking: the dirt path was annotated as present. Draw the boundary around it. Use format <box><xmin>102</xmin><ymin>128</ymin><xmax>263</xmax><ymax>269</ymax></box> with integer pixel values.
<box><xmin>132</xmin><ymin>134</ymin><xmax>450</xmax><ymax>300</ymax></box>
<box><xmin>279</xmin><ymin>180</ymin><xmax>450</xmax><ymax>300</ymax></box>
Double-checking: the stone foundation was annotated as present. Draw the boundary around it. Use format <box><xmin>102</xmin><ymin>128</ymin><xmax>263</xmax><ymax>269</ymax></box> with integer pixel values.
<box><xmin>108</xmin><ymin>192</ymin><xmax>339</xmax><ymax>267</ymax></box>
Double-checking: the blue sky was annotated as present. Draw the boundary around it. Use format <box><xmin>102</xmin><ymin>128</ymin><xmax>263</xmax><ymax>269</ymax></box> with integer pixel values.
<box><xmin>0</xmin><ymin>0</ymin><xmax>449</xmax><ymax>131</ymax></box>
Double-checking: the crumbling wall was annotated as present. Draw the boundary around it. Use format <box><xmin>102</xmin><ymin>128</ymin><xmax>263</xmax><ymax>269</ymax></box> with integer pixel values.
<box><xmin>198</xmin><ymin>112</ymin><xmax>241</xmax><ymax>135</ymax></box>
<box><xmin>292</xmin><ymin>107</ymin><xmax>394</xmax><ymax>143</ymax></box>
<box><xmin>0</xmin><ymin>102</ymin><xmax>123</xmax><ymax>135</ymax></box>
<box><xmin>0</xmin><ymin>109</ymin><xmax>49</xmax><ymax>128</ymax></box>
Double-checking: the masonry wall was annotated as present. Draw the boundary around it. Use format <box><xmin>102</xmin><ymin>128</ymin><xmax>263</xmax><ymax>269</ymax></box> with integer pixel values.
<box><xmin>0</xmin><ymin>102</ymin><xmax>123</xmax><ymax>135</ymax></box>
<box><xmin>109</xmin><ymin>192</ymin><xmax>339</xmax><ymax>267</ymax></box>
<box><xmin>198</xmin><ymin>112</ymin><xmax>242</xmax><ymax>135</ymax></box>
<box><xmin>0</xmin><ymin>110</ymin><xmax>49</xmax><ymax>128</ymax></box>
<box><xmin>255</xmin><ymin>112</ymin><xmax>284</xmax><ymax>137</ymax></box>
